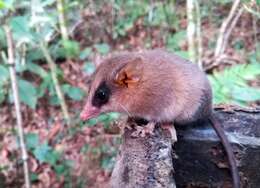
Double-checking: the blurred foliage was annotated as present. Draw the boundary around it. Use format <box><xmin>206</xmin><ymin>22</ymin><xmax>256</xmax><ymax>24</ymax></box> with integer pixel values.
<box><xmin>209</xmin><ymin>53</ymin><xmax>260</xmax><ymax>106</ymax></box>
<box><xmin>25</xmin><ymin>133</ymin><xmax>73</xmax><ymax>184</ymax></box>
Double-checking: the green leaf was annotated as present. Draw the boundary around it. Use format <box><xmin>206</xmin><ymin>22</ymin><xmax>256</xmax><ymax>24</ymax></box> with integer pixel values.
<box><xmin>30</xmin><ymin>173</ymin><xmax>38</xmax><ymax>182</ymax></box>
<box><xmin>174</xmin><ymin>51</ymin><xmax>189</xmax><ymax>59</ymax></box>
<box><xmin>166</xmin><ymin>31</ymin><xmax>186</xmax><ymax>50</ymax></box>
<box><xmin>68</xmin><ymin>87</ymin><xmax>85</xmax><ymax>101</ymax></box>
<box><xmin>37</xmin><ymin>76</ymin><xmax>52</xmax><ymax>98</ymax></box>
<box><xmin>63</xmin><ymin>40</ymin><xmax>80</xmax><ymax>58</ymax></box>
<box><xmin>0</xmin><ymin>1</ymin><xmax>5</xmax><ymax>9</ymax></box>
<box><xmin>94</xmin><ymin>43</ymin><xmax>110</xmax><ymax>55</ymax></box>
<box><xmin>83</xmin><ymin>62</ymin><xmax>95</xmax><ymax>75</ymax></box>
<box><xmin>80</xmin><ymin>144</ymin><xmax>89</xmax><ymax>154</ymax></box>
<box><xmin>101</xmin><ymin>156</ymin><xmax>115</xmax><ymax>170</ymax></box>
<box><xmin>54</xmin><ymin>164</ymin><xmax>66</xmax><ymax>176</ymax></box>
<box><xmin>0</xmin><ymin>88</ymin><xmax>6</xmax><ymax>104</ymax></box>
<box><xmin>26</xmin><ymin>62</ymin><xmax>48</xmax><ymax>78</ymax></box>
<box><xmin>33</xmin><ymin>142</ymin><xmax>51</xmax><ymax>163</ymax></box>
<box><xmin>232</xmin><ymin>87</ymin><xmax>260</xmax><ymax>102</ymax></box>
<box><xmin>25</xmin><ymin>133</ymin><xmax>39</xmax><ymax>150</ymax></box>
<box><xmin>79</xmin><ymin>48</ymin><xmax>92</xmax><ymax>60</ymax></box>
<box><xmin>10</xmin><ymin>16</ymin><xmax>35</xmax><ymax>42</ymax></box>
<box><xmin>62</xmin><ymin>84</ymin><xmax>85</xmax><ymax>101</ymax></box>
<box><xmin>45</xmin><ymin>150</ymin><xmax>61</xmax><ymax>166</ymax></box>
<box><xmin>18</xmin><ymin>79</ymin><xmax>38</xmax><ymax>109</ymax></box>
<box><xmin>0</xmin><ymin>27</ymin><xmax>6</xmax><ymax>47</ymax></box>
<box><xmin>0</xmin><ymin>0</ymin><xmax>13</xmax><ymax>10</ymax></box>
<box><xmin>0</xmin><ymin>65</ymin><xmax>9</xmax><ymax>82</ymax></box>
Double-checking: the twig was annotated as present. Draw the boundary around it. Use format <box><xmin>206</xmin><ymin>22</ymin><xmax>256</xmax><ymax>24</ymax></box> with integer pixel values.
<box><xmin>3</xmin><ymin>25</ymin><xmax>31</xmax><ymax>188</ymax></box>
<box><xmin>220</xmin><ymin>7</ymin><xmax>243</xmax><ymax>56</ymax></box>
<box><xmin>214</xmin><ymin>0</ymin><xmax>241</xmax><ymax>58</ymax></box>
<box><xmin>204</xmin><ymin>54</ymin><xmax>241</xmax><ymax>71</ymax></box>
<box><xmin>57</xmin><ymin>0</ymin><xmax>69</xmax><ymax>41</ymax></box>
<box><xmin>195</xmin><ymin>0</ymin><xmax>202</xmax><ymax>69</ymax></box>
<box><xmin>187</xmin><ymin>0</ymin><xmax>196</xmax><ymax>63</ymax></box>
<box><xmin>39</xmin><ymin>40</ymin><xmax>71</xmax><ymax>125</ymax></box>
<box><xmin>251</xmin><ymin>2</ymin><xmax>259</xmax><ymax>57</ymax></box>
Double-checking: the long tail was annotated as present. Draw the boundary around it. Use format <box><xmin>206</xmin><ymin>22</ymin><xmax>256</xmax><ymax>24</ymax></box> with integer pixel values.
<box><xmin>209</xmin><ymin>116</ymin><xmax>240</xmax><ymax>188</ymax></box>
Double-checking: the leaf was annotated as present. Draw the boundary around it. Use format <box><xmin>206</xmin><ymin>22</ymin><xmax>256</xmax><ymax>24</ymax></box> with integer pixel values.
<box><xmin>0</xmin><ymin>1</ymin><xmax>5</xmax><ymax>9</ymax></box>
<box><xmin>30</xmin><ymin>173</ymin><xmax>38</xmax><ymax>182</ymax></box>
<box><xmin>62</xmin><ymin>84</ymin><xmax>85</xmax><ymax>101</ymax></box>
<box><xmin>63</xmin><ymin>40</ymin><xmax>80</xmax><ymax>58</ymax></box>
<box><xmin>83</xmin><ymin>62</ymin><xmax>95</xmax><ymax>75</ymax></box>
<box><xmin>232</xmin><ymin>87</ymin><xmax>260</xmax><ymax>102</ymax></box>
<box><xmin>79</xmin><ymin>48</ymin><xmax>92</xmax><ymax>60</ymax></box>
<box><xmin>32</xmin><ymin>142</ymin><xmax>51</xmax><ymax>163</ymax></box>
<box><xmin>166</xmin><ymin>31</ymin><xmax>186</xmax><ymax>50</ymax></box>
<box><xmin>18</xmin><ymin>79</ymin><xmax>38</xmax><ymax>109</ymax></box>
<box><xmin>94</xmin><ymin>43</ymin><xmax>110</xmax><ymax>55</ymax></box>
<box><xmin>0</xmin><ymin>65</ymin><xmax>9</xmax><ymax>82</ymax></box>
<box><xmin>10</xmin><ymin>16</ymin><xmax>35</xmax><ymax>42</ymax></box>
<box><xmin>37</xmin><ymin>76</ymin><xmax>52</xmax><ymax>98</ymax></box>
<box><xmin>45</xmin><ymin>150</ymin><xmax>60</xmax><ymax>166</ymax></box>
<box><xmin>0</xmin><ymin>27</ymin><xmax>6</xmax><ymax>47</ymax></box>
<box><xmin>26</xmin><ymin>62</ymin><xmax>48</xmax><ymax>78</ymax></box>
<box><xmin>0</xmin><ymin>88</ymin><xmax>6</xmax><ymax>104</ymax></box>
<box><xmin>101</xmin><ymin>156</ymin><xmax>115</xmax><ymax>170</ymax></box>
<box><xmin>67</xmin><ymin>87</ymin><xmax>85</xmax><ymax>101</ymax></box>
<box><xmin>25</xmin><ymin>133</ymin><xmax>39</xmax><ymax>150</ymax></box>
<box><xmin>54</xmin><ymin>164</ymin><xmax>66</xmax><ymax>176</ymax></box>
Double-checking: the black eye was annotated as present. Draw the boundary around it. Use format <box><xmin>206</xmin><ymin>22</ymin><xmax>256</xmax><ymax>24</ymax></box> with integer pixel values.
<box><xmin>96</xmin><ymin>89</ymin><xmax>107</xmax><ymax>101</ymax></box>
<box><xmin>92</xmin><ymin>81</ymin><xmax>111</xmax><ymax>107</ymax></box>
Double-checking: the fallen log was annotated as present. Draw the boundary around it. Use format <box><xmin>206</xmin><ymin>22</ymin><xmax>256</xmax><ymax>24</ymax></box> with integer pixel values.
<box><xmin>110</xmin><ymin>108</ymin><xmax>260</xmax><ymax>188</ymax></box>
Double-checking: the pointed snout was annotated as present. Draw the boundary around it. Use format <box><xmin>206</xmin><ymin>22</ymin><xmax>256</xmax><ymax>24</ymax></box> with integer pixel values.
<box><xmin>80</xmin><ymin>104</ymin><xmax>100</xmax><ymax>121</ymax></box>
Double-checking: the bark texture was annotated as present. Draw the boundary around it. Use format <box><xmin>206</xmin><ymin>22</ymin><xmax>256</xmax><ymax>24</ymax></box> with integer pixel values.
<box><xmin>110</xmin><ymin>108</ymin><xmax>260</xmax><ymax>188</ymax></box>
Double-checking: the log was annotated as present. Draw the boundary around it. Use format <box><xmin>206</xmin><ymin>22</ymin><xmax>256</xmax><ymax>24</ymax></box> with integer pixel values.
<box><xmin>110</xmin><ymin>123</ymin><xmax>176</xmax><ymax>188</ymax></box>
<box><xmin>110</xmin><ymin>108</ymin><xmax>260</xmax><ymax>188</ymax></box>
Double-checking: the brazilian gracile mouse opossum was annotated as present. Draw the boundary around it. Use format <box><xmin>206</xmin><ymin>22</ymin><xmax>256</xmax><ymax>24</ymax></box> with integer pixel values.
<box><xmin>80</xmin><ymin>49</ymin><xmax>240</xmax><ymax>188</ymax></box>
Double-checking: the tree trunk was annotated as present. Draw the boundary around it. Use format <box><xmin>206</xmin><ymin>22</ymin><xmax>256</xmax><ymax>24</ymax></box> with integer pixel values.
<box><xmin>110</xmin><ymin>108</ymin><xmax>260</xmax><ymax>188</ymax></box>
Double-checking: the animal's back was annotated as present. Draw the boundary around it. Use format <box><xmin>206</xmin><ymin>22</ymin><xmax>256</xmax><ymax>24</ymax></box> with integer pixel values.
<box><xmin>139</xmin><ymin>49</ymin><xmax>213</xmax><ymax>124</ymax></box>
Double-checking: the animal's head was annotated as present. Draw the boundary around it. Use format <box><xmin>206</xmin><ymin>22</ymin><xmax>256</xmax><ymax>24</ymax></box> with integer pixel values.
<box><xmin>80</xmin><ymin>55</ymin><xmax>144</xmax><ymax>121</ymax></box>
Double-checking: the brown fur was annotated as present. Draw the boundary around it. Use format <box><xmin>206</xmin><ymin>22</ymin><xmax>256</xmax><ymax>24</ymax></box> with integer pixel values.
<box><xmin>85</xmin><ymin>49</ymin><xmax>212</xmax><ymax>124</ymax></box>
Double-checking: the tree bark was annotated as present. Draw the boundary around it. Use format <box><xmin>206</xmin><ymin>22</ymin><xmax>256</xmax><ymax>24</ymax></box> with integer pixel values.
<box><xmin>110</xmin><ymin>123</ymin><xmax>176</xmax><ymax>188</ymax></box>
<box><xmin>110</xmin><ymin>108</ymin><xmax>260</xmax><ymax>188</ymax></box>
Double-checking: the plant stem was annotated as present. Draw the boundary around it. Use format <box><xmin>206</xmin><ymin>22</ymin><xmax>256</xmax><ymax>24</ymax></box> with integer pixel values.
<box><xmin>195</xmin><ymin>0</ymin><xmax>202</xmax><ymax>69</ymax></box>
<box><xmin>187</xmin><ymin>0</ymin><xmax>196</xmax><ymax>63</ymax></box>
<box><xmin>39</xmin><ymin>40</ymin><xmax>71</xmax><ymax>125</ymax></box>
<box><xmin>4</xmin><ymin>25</ymin><xmax>31</xmax><ymax>188</ymax></box>
<box><xmin>57</xmin><ymin>0</ymin><xmax>69</xmax><ymax>41</ymax></box>
<box><xmin>214</xmin><ymin>0</ymin><xmax>241</xmax><ymax>58</ymax></box>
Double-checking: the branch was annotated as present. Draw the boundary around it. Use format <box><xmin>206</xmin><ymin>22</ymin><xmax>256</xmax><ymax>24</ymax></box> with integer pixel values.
<box><xmin>3</xmin><ymin>25</ymin><xmax>31</xmax><ymax>188</ymax></box>
<box><xmin>195</xmin><ymin>0</ymin><xmax>202</xmax><ymax>69</ymax></box>
<box><xmin>220</xmin><ymin>7</ymin><xmax>243</xmax><ymax>56</ymax></box>
<box><xmin>214</xmin><ymin>0</ymin><xmax>241</xmax><ymax>58</ymax></box>
<box><xmin>57</xmin><ymin>0</ymin><xmax>69</xmax><ymax>41</ymax></box>
<box><xmin>187</xmin><ymin>0</ymin><xmax>196</xmax><ymax>63</ymax></box>
<box><xmin>39</xmin><ymin>40</ymin><xmax>71</xmax><ymax>125</ymax></box>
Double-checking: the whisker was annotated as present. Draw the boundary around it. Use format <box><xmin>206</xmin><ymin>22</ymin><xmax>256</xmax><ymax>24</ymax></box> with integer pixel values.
<box><xmin>116</xmin><ymin>101</ymin><xmax>132</xmax><ymax>117</ymax></box>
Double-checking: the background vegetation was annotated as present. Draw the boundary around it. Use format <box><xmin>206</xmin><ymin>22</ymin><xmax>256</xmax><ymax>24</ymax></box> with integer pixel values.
<box><xmin>0</xmin><ymin>0</ymin><xmax>259</xmax><ymax>187</ymax></box>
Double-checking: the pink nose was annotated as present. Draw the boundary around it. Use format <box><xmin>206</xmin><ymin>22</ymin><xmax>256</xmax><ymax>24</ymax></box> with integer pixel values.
<box><xmin>80</xmin><ymin>105</ymin><xmax>100</xmax><ymax>121</ymax></box>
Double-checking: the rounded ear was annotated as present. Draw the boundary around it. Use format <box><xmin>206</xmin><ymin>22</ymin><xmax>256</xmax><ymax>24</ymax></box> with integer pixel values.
<box><xmin>114</xmin><ymin>57</ymin><xmax>143</xmax><ymax>88</ymax></box>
